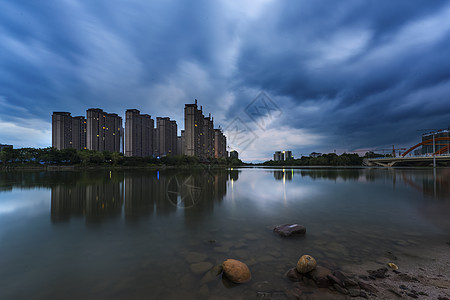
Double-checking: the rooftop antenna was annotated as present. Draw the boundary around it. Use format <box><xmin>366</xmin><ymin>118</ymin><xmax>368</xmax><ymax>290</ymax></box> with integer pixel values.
<box><xmin>195</xmin><ymin>99</ymin><xmax>197</xmax><ymax>105</ymax></box>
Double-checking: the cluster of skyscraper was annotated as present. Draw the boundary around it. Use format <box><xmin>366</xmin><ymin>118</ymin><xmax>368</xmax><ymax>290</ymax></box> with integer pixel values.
<box><xmin>52</xmin><ymin>100</ymin><xmax>227</xmax><ymax>158</ymax></box>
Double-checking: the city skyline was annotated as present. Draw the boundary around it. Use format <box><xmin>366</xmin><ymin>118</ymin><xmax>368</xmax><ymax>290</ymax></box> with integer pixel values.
<box><xmin>1</xmin><ymin>1</ymin><xmax>450</xmax><ymax>162</ymax></box>
<box><xmin>52</xmin><ymin>100</ymin><xmax>228</xmax><ymax>158</ymax></box>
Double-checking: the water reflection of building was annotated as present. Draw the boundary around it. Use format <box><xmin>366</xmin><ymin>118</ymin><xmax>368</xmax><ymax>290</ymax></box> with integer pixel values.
<box><xmin>273</xmin><ymin>169</ymin><xmax>293</xmax><ymax>181</ymax></box>
<box><xmin>124</xmin><ymin>173</ymin><xmax>154</xmax><ymax>220</ymax></box>
<box><xmin>49</xmin><ymin>169</ymin><xmax>233</xmax><ymax>224</ymax></box>
<box><xmin>51</xmin><ymin>172</ymin><xmax>124</xmax><ymax>223</ymax></box>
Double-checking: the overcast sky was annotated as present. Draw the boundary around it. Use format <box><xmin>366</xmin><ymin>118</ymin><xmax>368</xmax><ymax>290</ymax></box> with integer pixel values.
<box><xmin>1</xmin><ymin>0</ymin><xmax>450</xmax><ymax>161</ymax></box>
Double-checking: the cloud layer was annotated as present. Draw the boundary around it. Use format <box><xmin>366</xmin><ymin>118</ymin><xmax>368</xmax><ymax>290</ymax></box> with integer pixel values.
<box><xmin>1</xmin><ymin>0</ymin><xmax>450</xmax><ymax>160</ymax></box>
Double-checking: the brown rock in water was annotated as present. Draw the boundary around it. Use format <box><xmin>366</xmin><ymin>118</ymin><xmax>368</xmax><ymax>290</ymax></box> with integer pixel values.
<box><xmin>296</xmin><ymin>255</ymin><xmax>317</xmax><ymax>274</ymax></box>
<box><xmin>222</xmin><ymin>259</ymin><xmax>251</xmax><ymax>283</ymax></box>
<box><xmin>285</xmin><ymin>268</ymin><xmax>303</xmax><ymax>282</ymax></box>
<box><xmin>333</xmin><ymin>270</ymin><xmax>349</xmax><ymax>284</ymax></box>
<box><xmin>273</xmin><ymin>224</ymin><xmax>306</xmax><ymax>237</ymax></box>
<box><xmin>308</xmin><ymin>266</ymin><xmax>332</xmax><ymax>288</ymax></box>
<box><xmin>327</xmin><ymin>274</ymin><xmax>344</xmax><ymax>287</ymax></box>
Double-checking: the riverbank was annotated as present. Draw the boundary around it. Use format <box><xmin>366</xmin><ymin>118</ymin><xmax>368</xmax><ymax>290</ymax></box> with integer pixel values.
<box><xmin>340</xmin><ymin>242</ymin><xmax>450</xmax><ymax>299</ymax></box>
<box><xmin>0</xmin><ymin>163</ymin><xmax>243</xmax><ymax>171</ymax></box>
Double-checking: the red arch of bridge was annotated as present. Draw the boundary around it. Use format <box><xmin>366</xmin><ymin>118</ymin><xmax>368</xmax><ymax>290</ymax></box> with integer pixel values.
<box><xmin>436</xmin><ymin>145</ymin><xmax>450</xmax><ymax>155</ymax></box>
<box><xmin>402</xmin><ymin>137</ymin><xmax>450</xmax><ymax>157</ymax></box>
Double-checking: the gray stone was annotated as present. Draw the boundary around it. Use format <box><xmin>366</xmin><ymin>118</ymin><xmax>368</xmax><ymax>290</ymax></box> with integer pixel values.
<box><xmin>273</xmin><ymin>224</ymin><xmax>306</xmax><ymax>237</ymax></box>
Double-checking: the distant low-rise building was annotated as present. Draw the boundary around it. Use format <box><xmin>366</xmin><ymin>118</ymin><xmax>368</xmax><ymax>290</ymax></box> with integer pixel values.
<box><xmin>0</xmin><ymin>144</ymin><xmax>13</xmax><ymax>151</ymax></box>
<box><xmin>230</xmin><ymin>150</ymin><xmax>238</xmax><ymax>159</ymax></box>
<box><xmin>422</xmin><ymin>130</ymin><xmax>450</xmax><ymax>155</ymax></box>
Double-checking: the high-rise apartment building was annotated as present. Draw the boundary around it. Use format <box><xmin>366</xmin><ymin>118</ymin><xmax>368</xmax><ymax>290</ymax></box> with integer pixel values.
<box><xmin>86</xmin><ymin>108</ymin><xmax>122</xmax><ymax>153</ymax></box>
<box><xmin>184</xmin><ymin>100</ymin><xmax>204</xmax><ymax>156</ymax></box>
<box><xmin>184</xmin><ymin>100</ymin><xmax>227</xmax><ymax>158</ymax></box>
<box><xmin>155</xmin><ymin>117</ymin><xmax>177</xmax><ymax>156</ymax></box>
<box><xmin>52</xmin><ymin>112</ymin><xmax>72</xmax><ymax>150</ymax></box>
<box><xmin>72</xmin><ymin>116</ymin><xmax>87</xmax><ymax>150</ymax></box>
<box><xmin>52</xmin><ymin>102</ymin><xmax>226</xmax><ymax>158</ymax></box>
<box><xmin>125</xmin><ymin>109</ymin><xmax>154</xmax><ymax>157</ymax></box>
<box><xmin>214</xmin><ymin>129</ymin><xmax>227</xmax><ymax>158</ymax></box>
<box><xmin>202</xmin><ymin>114</ymin><xmax>214</xmax><ymax>158</ymax></box>
<box><xmin>52</xmin><ymin>112</ymin><xmax>86</xmax><ymax>150</ymax></box>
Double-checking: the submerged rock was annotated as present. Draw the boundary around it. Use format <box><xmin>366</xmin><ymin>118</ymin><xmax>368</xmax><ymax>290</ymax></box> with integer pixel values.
<box><xmin>222</xmin><ymin>259</ymin><xmax>252</xmax><ymax>283</ymax></box>
<box><xmin>296</xmin><ymin>255</ymin><xmax>317</xmax><ymax>274</ymax></box>
<box><xmin>200</xmin><ymin>264</ymin><xmax>223</xmax><ymax>285</ymax></box>
<box><xmin>367</xmin><ymin>267</ymin><xmax>388</xmax><ymax>278</ymax></box>
<box><xmin>308</xmin><ymin>266</ymin><xmax>332</xmax><ymax>288</ymax></box>
<box><xmin>273</xmin><ymin>224</ymin><xmax>306</xmax><ymax>237</ymax></box>
<box><xmin>190</xmin><ymin>262</ymin><xmax>213</xmax><ymax>275</ymax></box>
<box><xmin>285</xmin><ymin>268</ymin><xmax>303</xmax><ymax>282</ymax></box>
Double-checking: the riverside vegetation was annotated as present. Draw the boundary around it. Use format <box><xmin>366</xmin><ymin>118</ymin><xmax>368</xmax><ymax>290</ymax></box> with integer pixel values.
<box><xmin>0</xmin><ymin>147</ymin><xmax>243</xmax><ymax>168</ymax></box>
<box><xmin>262</xmin><ymin>153</ymin><xmax>364</xmax><ymax>166</ymax></box>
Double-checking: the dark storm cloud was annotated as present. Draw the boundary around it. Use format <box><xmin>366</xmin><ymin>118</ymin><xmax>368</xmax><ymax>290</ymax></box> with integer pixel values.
<box><xmin>1</xmin><ymin>0</ymin><xmax>450</xmax><ymax>158</ymax></box>
<box><xmin>232</xmin><ymin>0</ymin><xmax>450</xmax><ymax>154</ymax></box>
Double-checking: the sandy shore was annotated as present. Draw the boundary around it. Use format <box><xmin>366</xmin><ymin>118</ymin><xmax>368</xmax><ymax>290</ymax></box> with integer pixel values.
<box><xmin>338</xmin><ymin>242</ymin><xmax>450</xmax><ymax>299</ymax></box>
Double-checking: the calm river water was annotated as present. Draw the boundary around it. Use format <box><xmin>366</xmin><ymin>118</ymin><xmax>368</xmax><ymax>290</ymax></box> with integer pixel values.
<box><xmin>0</xmin><ymin>167</ymin><xmax>449</xmax><ymax>299</ymax></box>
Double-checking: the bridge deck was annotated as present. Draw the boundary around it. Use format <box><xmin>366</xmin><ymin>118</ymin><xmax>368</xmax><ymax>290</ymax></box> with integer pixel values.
<box><xmin>365</xmin><ymin>155</ymin><xmax>450</xmax><ymax>167</ymax></box>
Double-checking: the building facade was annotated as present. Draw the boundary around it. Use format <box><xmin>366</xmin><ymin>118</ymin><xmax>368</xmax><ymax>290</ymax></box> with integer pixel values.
<box><xmin>86</xmin><ymin>108</ymin><xmax>122</xmax><ymax>153</ymax></box>
<box><xmin>184</xmin><ymin>100</ymin><xmax>204</xmax><ymax>156</ymax></box>
<box><xmin>214</xmin><ymin>129</ymin><xmax>227</xmax><ymax>158</ymax></box>
<box><xmin>155</xmin><ymin>117</ymin><xmax>177</xmax><ymax>156</ymax></box>
<box><xmin>52</xmin><ymin>112</ymin><xmax>86</xmax><ymax>150</ymax></box>
<box><xmin>422</xmin><ymin>130</ymin><xmax>450</xmax><ymax>155</ymax></box>
<box><xmin>125</xmin><ymin>109</ymin><xmax>154</xmax><ymax>157</ymax></box>
<box><xmin>52</xmin><ymin>102</ymin><xmax>226</xmax><ymax>158</ymax></box>
<box><xmin>184</xmin><ymin>100</ymin><xmax>227</xmax><ymax>158</ymax></box>
<box><xmin>274</xmin><ymin>151</ymin><xmax>284</xmax><ymax>161</ymax></box>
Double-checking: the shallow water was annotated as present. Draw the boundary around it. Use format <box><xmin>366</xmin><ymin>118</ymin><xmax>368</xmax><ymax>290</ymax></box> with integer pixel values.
<box><xmin>0</xmin><ymin>167</ymin><xmax>449</xmax><ymax>299</ymax></box>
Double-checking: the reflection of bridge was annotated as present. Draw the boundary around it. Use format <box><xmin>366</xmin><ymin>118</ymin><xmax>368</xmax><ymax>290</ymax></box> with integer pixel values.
<box><xmin>365</xmin><ymin>155</ymin><xmax>450</xmax><ymax>167</ymax></box>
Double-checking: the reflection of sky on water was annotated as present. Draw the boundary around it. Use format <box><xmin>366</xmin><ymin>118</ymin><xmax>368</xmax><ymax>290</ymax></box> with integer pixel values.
<box><xmin>0</xmin><ymin>188</ymin><xmax>49</xmax><ymax>215</ymax></box>
<box><xmin>231</xmin><ymin>169</ymin><xmax>317</xmax><ymax>210</ymax></box>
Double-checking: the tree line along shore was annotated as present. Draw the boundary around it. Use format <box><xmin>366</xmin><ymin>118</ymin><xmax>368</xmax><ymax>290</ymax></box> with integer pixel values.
<box><xmin>0</xmin><ymin>147</ymin><xmax>375</xmax><ymax>169</ymax></box>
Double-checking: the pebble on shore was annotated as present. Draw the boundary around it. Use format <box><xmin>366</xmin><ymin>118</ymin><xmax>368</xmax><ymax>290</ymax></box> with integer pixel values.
<box><xmin>222</xmin><ymin>259</ymin><xmax>252</xmax><ymax>284</ymax></box>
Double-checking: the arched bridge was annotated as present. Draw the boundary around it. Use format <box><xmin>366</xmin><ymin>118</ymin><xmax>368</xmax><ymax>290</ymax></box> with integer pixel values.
<box><xmin>365</xmin><ymin>137</ymin><xmax>450</xmax><ymax>167</ymax></box>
